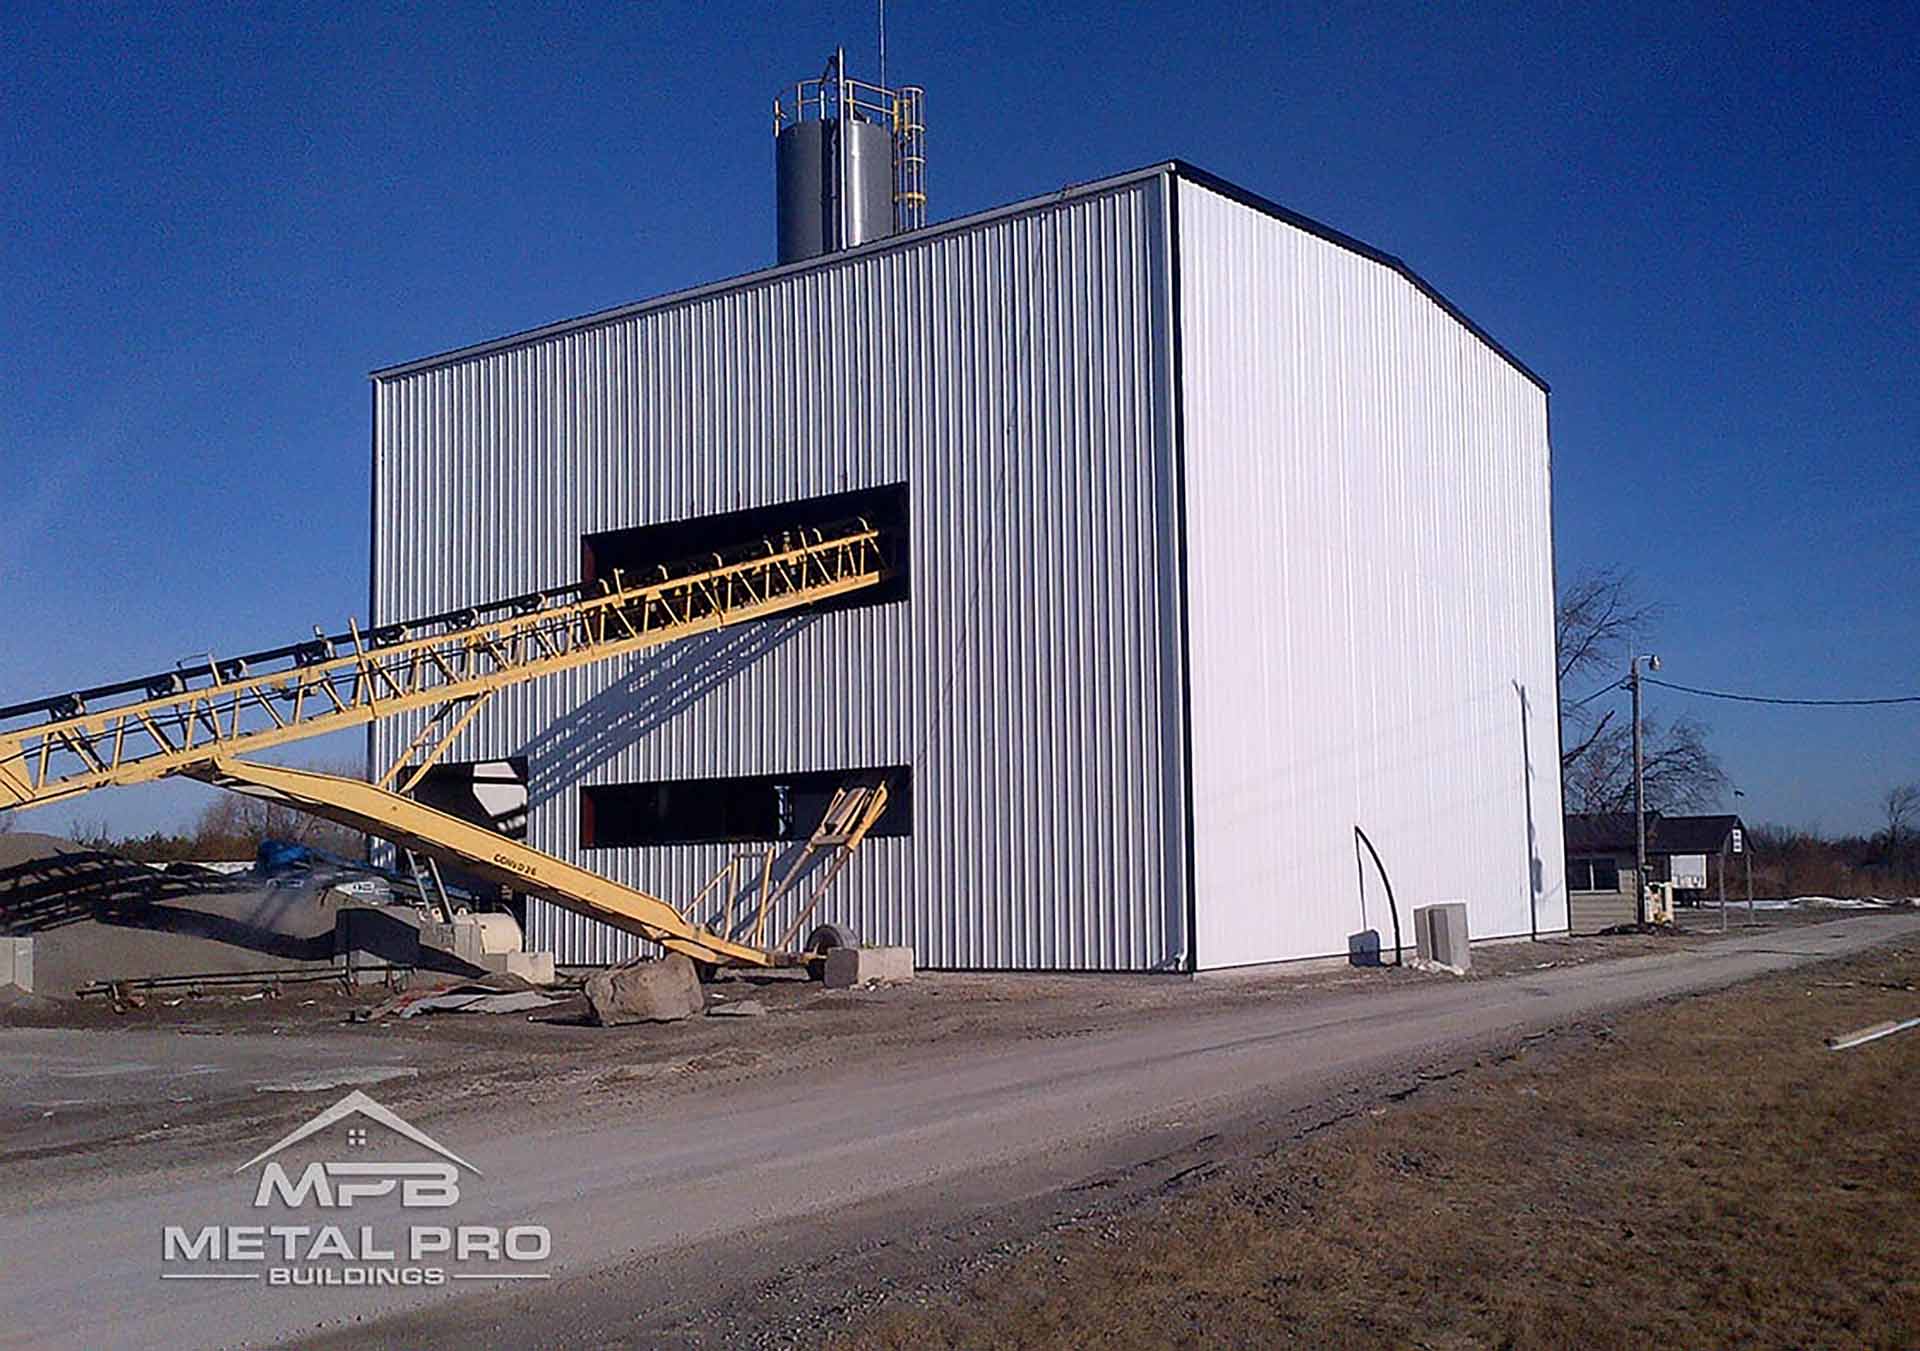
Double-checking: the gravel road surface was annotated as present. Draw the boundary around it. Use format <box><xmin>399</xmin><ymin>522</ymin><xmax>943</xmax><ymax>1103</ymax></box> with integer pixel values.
<box><xmin>0</xmin><ymin>911</ymin><xmax>1912</xmax><ymax>1349</ymax></box>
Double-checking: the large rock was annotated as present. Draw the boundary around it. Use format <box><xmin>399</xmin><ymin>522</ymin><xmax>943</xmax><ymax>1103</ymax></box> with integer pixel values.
<box><xmin>584</xmin><ymin>954</ymin><xmax>703</xmax><ymax>1025</ymax></box>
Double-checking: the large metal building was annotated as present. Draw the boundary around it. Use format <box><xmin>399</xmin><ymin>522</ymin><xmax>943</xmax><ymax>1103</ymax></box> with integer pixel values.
<box><xmin>368</xmin><ymin>159</ymin><xmax>1567</xmax><ymax>970</ymax></box>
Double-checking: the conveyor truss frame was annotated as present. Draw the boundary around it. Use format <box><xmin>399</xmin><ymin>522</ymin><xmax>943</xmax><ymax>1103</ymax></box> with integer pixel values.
<box><xmin>0</xmin><ymin>519</ymin><xmax>896</xmax><ymax>969</ymax></box>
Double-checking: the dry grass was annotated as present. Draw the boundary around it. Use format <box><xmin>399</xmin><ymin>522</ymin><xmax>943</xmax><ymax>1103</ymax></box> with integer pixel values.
<box><xmin>845</xmin><ymin>941</ymin><xmax>1920</xmax><ymax>1350</ymax></box>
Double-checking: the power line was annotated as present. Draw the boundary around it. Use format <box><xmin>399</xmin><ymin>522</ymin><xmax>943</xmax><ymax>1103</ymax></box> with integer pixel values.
<box><xmin>1568</xmin><ymin>679</ymin><xmax>1626</xmax><ymax>708</ymax></box>
<box><xmin>1643</xmin><ymin>676</ymin><xmax>1920</xmax><ymax>708</ymax></box>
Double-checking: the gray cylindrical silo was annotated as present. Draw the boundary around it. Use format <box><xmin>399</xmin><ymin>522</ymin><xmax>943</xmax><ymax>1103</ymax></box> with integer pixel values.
<box><xmin>776</xmin><ymin>117</ymin><xmax>895</xmax><ymax>264</ymax></box>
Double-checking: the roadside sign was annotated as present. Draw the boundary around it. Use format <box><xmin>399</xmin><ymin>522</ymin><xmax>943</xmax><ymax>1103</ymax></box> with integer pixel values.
<box><xmin>1731</xmin><ymin>828</ymin><xmax>1744</xmax><ymax>854</ymax></box>
<box><xmin>1670</xmin><ymin>853</ymin><xmax>1708</xmax><ymax>888</ymax></box>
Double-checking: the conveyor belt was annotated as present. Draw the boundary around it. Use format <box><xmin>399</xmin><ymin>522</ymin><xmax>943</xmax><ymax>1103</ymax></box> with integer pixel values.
<box><xmin>0</xmin><ymin>519</ymin><xmax>893</xmax><ymax>969</ymax></box>
<box><xmin>0</xmin><ymin>521</ymin><xmax>886</xmax><ymax>812</ymax></box>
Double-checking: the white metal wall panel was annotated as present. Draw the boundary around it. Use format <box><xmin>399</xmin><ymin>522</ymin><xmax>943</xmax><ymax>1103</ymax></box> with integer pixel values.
<box><xmin>371</xmin><ymin>178</ymin><xmax>1187</xmax><ymax>969</ymax></box>
<box><xmin>1175</xmin><ymin>179</ymin><xmax>1566</xmax><ymax>969</ymax></box>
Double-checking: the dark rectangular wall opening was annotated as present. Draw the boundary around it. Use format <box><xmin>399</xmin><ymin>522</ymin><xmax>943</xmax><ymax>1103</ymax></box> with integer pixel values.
<box><xmin>409</xmin><ymin>758</ymin><xmax>529</xmax><ymax>840</ymax></box>
<box><xmin>581</xmin><ymin>766</ymin><xmax>911</xmax><ymax>848</ymax></box>
<box><xmin>404</xmin><ymin>758</ymin><xmax>529</xmax><ymax>923</ymax></box>
<box><xmin>581</xmin><ymin>482</ymin><xmax>909</xmax><ymax>615</ymax></box>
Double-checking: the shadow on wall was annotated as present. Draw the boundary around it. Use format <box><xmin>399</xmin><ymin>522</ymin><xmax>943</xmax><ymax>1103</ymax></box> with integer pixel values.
<box><xmin>692</xmin><ymin>835</ymin><xmax>844</xmax><ymax>949</ymax></box>
<box><xmin>521</xmin><ymin>614</ymin><xmax>819</xmax><ymax>812</ymax></box>
<box><xmin>1347</xmin><ymin>681</ymin><xmax>1550</xmax><ymax>962</ymax></box>
<box><xmin>1516</xmin><ymin>679</ymin><xmax>1544</xmax><ymax>938</ymax></box>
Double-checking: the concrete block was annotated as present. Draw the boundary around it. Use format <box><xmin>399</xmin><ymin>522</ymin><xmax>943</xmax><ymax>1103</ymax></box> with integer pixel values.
<box><xmin>335</xmin><ymin>907</ymin><xmax>543</xmax><ymax>981</ymax></box>
<box><xmin>822</xmin><ymin>946</ymin><xmax>915</xmax><ymax>989</ymax></box>
<box><xmin>335</xmin><ymin>906</ymin><xmax>422</xmax><ymax>964</ymax></box>
<box><xmin>0</xmin><ymin>937</ymin><xmax>33</xmax><ymax>993</ymax></box>
<box><xmin>482</xmin><ymin>950</ymin><xmax>555</xmax><ymax>986</ymax></box>
<box><xmin>1414</xmin><ymin>902</ymin><xmax>1471</xmax><ymax>972</ymax></box>
<box><xmin>419</xmin><ymin>919</ymin><xmax>488</xmax><ymax>968</ymax></box>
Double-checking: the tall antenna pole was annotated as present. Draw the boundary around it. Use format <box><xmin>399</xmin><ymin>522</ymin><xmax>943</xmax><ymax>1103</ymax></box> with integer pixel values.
<box><xmin>878</xmin><ymin>0</ymin><xmax>887</xmax><ymax>90</ymax></box>
<box><xmin>835</xmin><ymin>46</ymin><xmax>849</xmax><ymax>251</ymax></box>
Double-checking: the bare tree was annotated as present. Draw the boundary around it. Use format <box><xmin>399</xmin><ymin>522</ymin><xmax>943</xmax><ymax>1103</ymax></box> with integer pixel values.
<box><xmin>1557</xmin><ymin>568</ymin><xmax>1657</xmax><ymax>689</ymax></box>
<box><xmin>1556</xmin><ymin>568</ymin><xmax>1659</xmax><ymax>773</ymax></box>
<box><xmin>68</xmin><ymin>816</ymin><xmax>118</xmax><ymax>851</ymax></box>
<box><xmin>1885</xmin><ymin>783</ymin><xmax>1920</xmax><ymax>853</ymax></box>
<box><xmin>1562</xmin><ymin>714</ymin><xmax>1726</xmax><ymax>816</ymax></box>
<box><xmin>1747</xmin><ymin>823</ymin><xmax>1821</xmax><ymax>900</ymax></box>
<box><xmin>190</xmin><ymin>766</ymin><xmax>367</xmax><ymax>861</ymax></box>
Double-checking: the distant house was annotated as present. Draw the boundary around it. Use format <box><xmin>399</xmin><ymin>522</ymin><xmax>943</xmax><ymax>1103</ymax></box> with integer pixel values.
<box><xmin>1562</xmin><ymin>812</ymin><xmax>1747</xmax><ymax>933</ymax></box>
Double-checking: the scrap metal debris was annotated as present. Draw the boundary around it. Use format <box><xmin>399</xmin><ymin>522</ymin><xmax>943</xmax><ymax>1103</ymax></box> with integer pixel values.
<box><xmin>1825</xmin><ymin>1015</ymin><xmax>1920</xmax><ymax>1052</ymax></box>
<box><xmin>396</xmin><ymin>989</ymin><xmax>559</xmax><ymax>1018</ymax></box>
<box><xmin>707</xmin><ymin>999</ymin><xmax>768</xmax><ymax>1018</ymax></box>
<box><xmin>354</xmin><ymin>982</ymin><xmax>565</xmax><ymax>1021</ymax></box>
<box><xmin>255</xmin><ymin>1066</ymin><xmax>420</xmax><ymax>1093</ymax></box>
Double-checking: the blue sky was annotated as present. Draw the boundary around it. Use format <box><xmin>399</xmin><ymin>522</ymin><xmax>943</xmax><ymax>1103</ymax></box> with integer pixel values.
<box><xmin>2</xmin><ymin>1</ymin><xmax>1914</xmax><ymax>839</ymax></box>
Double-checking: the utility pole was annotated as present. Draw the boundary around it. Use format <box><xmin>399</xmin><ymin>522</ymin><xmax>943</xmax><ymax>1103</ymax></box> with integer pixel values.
<box><xmin>1631</xmin><ymin>652</ymin><xmax>1660</xmax><ymax>926</ymax></box>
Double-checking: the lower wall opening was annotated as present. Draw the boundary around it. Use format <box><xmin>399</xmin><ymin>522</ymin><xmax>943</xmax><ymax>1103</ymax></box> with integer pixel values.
<box><xmin>581</xmin><ymin>766</ymin><xmax>911</xmax><ymax>848</ymax></box>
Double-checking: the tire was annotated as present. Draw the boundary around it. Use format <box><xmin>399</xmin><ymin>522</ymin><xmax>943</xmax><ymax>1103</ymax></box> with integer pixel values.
<box><xmin>804</xmin><ymin>924</ymin><xmax>858</xmax><ymax>980</ymax></box>
<box><xmin>805</xmin><ymin>923</ymin><xmax>859</xmax><ymax>954</ymax></box>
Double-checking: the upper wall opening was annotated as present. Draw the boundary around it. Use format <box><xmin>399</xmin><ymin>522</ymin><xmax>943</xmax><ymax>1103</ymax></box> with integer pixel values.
<box><xmin>581</xmin><ymin>481</ymin><xmax>910</xmax><ymax>616</ymax></box>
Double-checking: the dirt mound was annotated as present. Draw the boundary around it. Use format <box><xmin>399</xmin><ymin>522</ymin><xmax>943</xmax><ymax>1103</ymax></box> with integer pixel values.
<box><xmin>0</xmin><ymin>983</ymin><xmax>70</xmax><ymax>1024</ymax></box>
<box><xmin>0</xmin><ymin>831</ymin><xmax>83</xmax><ymax>869</ymax></box>
<box><xmin>0</xmin><ymin>833</ymin><xmax>345</xmax><ymax>994</ymax></box>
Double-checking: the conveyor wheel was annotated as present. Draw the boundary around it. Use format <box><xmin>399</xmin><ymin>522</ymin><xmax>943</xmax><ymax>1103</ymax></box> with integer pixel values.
<box><xmin>804</xmin><ymin>923</ymin><xmax>859</xmax><ymax>979</ymax></box>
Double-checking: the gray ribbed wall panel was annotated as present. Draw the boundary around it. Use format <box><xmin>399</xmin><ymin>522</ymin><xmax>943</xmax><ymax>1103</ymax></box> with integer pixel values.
<box><xmin>1173</xmin><ymin>179</ymin><xmax>1566</xmax><ymax>969</ymax></box>
<box><xmin>371</xmin><ymin>177</ymin><xmax>1187</xmax><ymax>970</ymax></box>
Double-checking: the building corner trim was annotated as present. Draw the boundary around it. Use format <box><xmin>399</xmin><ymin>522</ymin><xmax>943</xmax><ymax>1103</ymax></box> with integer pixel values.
<box><xmin>1165</xmin><ymin>169</ymin><xmax>1200</xmax><ymax>975</ymax></box>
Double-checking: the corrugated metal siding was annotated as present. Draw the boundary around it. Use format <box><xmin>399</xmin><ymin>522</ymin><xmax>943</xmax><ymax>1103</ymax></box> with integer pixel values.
<box><xmin>371</xmin><ymin>178</ymin><xmax>1188</xmax><ymax>969</ymax></box>
<box><xmin>1175</xmin><ymin>179</ymin><xmax>1566</xmax><ymax>969</ymax></box>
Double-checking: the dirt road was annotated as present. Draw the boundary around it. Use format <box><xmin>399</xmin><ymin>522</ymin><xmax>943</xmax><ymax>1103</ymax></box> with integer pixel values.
<box><xmin>0</xmin><ymin>912</ymin><xmax>1913</xmax><ymax>1349</ymax></box>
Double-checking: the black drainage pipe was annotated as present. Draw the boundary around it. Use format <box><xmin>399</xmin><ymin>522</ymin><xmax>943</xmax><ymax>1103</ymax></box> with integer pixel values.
<box><xmin>1353</xmin><ymin>825</ymin><xmax>1404</xmax><ymax>967</ymax></box>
